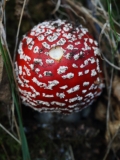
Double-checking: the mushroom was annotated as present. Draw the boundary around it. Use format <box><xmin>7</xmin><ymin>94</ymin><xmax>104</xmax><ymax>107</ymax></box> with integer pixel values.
<box><xmin>15</xmin><ymin>19</ymin><xmax>104</xmax><ymax>114</ymax></box>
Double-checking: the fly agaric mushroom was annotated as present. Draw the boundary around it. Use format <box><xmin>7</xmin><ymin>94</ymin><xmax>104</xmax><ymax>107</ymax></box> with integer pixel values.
<box><xmin>15</xmin><ymin>19</ymin><xmax>104</xmax><ymax>114</ymax></box>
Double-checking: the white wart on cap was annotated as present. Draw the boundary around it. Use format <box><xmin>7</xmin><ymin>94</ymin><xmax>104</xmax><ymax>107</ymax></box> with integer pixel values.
<box><xmin>15</xmin><ymin>19</ymin><xmax>104</xmax><ymax>114</ymax></box>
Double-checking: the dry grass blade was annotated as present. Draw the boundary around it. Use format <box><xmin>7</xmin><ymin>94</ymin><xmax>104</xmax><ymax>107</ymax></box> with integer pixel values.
<box><xmin>14</xmin><ymin>0</ymin><xmax>28</xmax><ymax>62</ymax></box>
<box><xmin>104</xmin><ymin>127</ymin><xmax>120</xmax><ymax>160</ymax></box>
<box><xmin>0</xmin><ymin>123</ymin><xmax>21</xmax><ymax>144</ymax></box>
<box><xmin>69</xmin><ymin>145</ymin><xmax>75</xmax><ymax>160</ymax></box>
<box><xmin>1</xmin><ymin>143</ymin><xmax>10</xmax><ymax>160</ymax></box>
<box><xmin>66</xmin><ymin>0</ymin><xmax>103</xmax><ymax>27</ymax></box>
<box><xmin>0</xmin><ymin>1</ymin><xmax>3</xmax><ymax>83</ymax></box>
<box><xmin>51</xmin><ymin>0</ymin><xmax>61</xmax><ymax>14</ymax></box>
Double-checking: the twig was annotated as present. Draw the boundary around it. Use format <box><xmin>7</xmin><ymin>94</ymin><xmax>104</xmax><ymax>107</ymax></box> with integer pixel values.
<box><xmin>13</xmin><ymin>0</ymin><xmax>27</xmax><ymax>62</ymax></box>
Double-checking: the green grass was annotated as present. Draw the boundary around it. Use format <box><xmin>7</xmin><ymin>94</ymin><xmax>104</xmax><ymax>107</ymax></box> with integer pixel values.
<box><xmin>0</xmin><ymin>40</ymin><xmax>31</xmax><ymax>160</ymax></box>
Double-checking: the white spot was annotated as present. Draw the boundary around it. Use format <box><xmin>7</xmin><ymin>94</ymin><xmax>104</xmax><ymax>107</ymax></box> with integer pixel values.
<box><xmin>94</xmin><ymin>40</ymin><xmax>98</xmax><ymax>46</ymax></box>
<box><xmin>89</xmin><ymin>84</ymin><xmax>95</xmax><ymax>90</ymax></box>
<box><xmin>68</xmin><ymin>103</ymin><xmax>78</xmax><ymax>108</ymax></box>
<box><xmin>35</xmin><ymin>68</ymin><xmax>40</xmax><ymax>74</ymax></box>
<box><xmin>84</xmin><ymin>38</ymin><xmax>88</xmax><ymax>42</ymax></box>
<box><xmin>38</xmin><ymin>74</ymin><xmax>43</xmax><ymax>78</ymax></box>
<box><xmin>37</xmin><ymin>28</ymin><xmax>45</xmax><ymax>34</ymax></box>
<box><xmin>80</xmin><ymin>64</ymin><xmax>84</xmax><ymax>68</ymax></box>
<box><xmin>42</xmin><ymin>42</ymin><xmax>50</xmax><ymax>49</ymax></box>
<box><xmin>78</xmin><ymin>33</ymin><xmax>84</xmax><ymax>39</ymax></box>
<box><xmin>74</xmin><ymin>53</ymin><xmax>80</xmax><ymax>60</ymax></box>
<box><xmin>21</xmin><ymin>76</ymin><xmax>29</xmax><ymax>84</ymax></box>
<box><xmin>63</xmin><ymin>26</ymin><xmax>70</xmax><ymax>31</ymax></box>
<box><xmin>15</xmin><ymin>62</ymin><xmax>19</xmax><ymax>75</ymax></box>
<box><xmin>84</xmin><ymin>42</ymin><xmax>91</xmax><ymax>50</ymax></box>
<box><xmin>84</xmin><ymin>70</ymin><xmax>89</xmax><ymax>74</ymax></box>
<box><xmin>64</xmin><ymin>53</ymin><xmax>71</xmax><ymax>59</ymax></box>
<box><xmin>78</xmin><ymin>72</ymin><xmax>83</xmax><ymax>76</ymax></box>
<box><xmin>56</xmin><ymin>92</ymin><xmax>65</xmax><ymax>99</ymax></box>
<box><xmin>62</xmin><ymin>73</ymin><xmax>74</xmax><ymax>79</ymax></box>
<box><xmin>60</xmin><ymin>85</ymin><xmax>68</xmax><ymax>90</ymax></box>
<box><xmin>93</xmin><ymin>47</ymin><xmax>100</xmax><ymax>56</ymax></box>
<box><xmin>63</xmin><ymin>33</ymin><xmax>72</xmax><ymax>39</ymax></box>
<box><xmin>57</xmin><ymin>38</ymin><xmax>66</xmax><ymax>45</ymax></box>
<box><xmin>47</xmin><ymin>34</ymin><xmax>58</xmax><ymax>42</ymax></box>
<box><xmin>32</xmin><ymin>77</ymin><xmax>46</xmax><ymax>88</ymax></box>
<box><xmin>17</xmin><ymin>76</ymin><xmax>24</xmax><ymax>87</ymax></box>
<box><xmin>47</xmin><ymin>33</ymin><xmax>59</xmax><ymax>42</ymax></box>
<box><xmin>28</xmin><ymin>41</ymin><xmax>34</xmax><ymax>50</ymax></box>
<box><xmin>48</xmin><ymin>47</ymin><xmax>64</xmax><ymax>60</ymax></box>
<box><xmin>77</xmin><ymin>95</ymin><xmax>83</xmax><ymax>101</ymax></box>
<box><xmin>29</xmin><ymin>85</ymin><xmax>40</xmax><ymax>96</ymax></box>
<box><xmin>45</xmin><ymin>80</ymin><xmax>59</xmax><ymax>90</ymax></box>
<box><xmin>26</xmin><ymin>37</ymin><xmax>33</xmax><ymax>45</ymax></box>
<box><xmin>33</xmin><ymin>58</ymin><xmax>43</xmax><ymax>66</ymax></box>
<box><xmin>37</xmin><ymin>34</ymin><xmax>44</xmax><ymax>41</ymax></box>
<box><xmin>56</xmin><ymin>28</ymin><xmax>62</xmax><ymax>32</ymax></box>
<box><xmin>29</xmin><ymin>64</ymin><xmax>34</xmax><ymax>70</ymax></box>
<box><xmin>42</xmin><ymin>93</ymin><xmax>54</xmax><ymax>98</ymax></box>
<box><xmin>46</xmin><ymin>59</ymin><xmax>54</xmax><ymax>64</ymax></box>
<box><xmin>81</xmin><ymin>28</ymin><xmax>88</xmax><ymax>34</ymax></box>
<box><xmin>88</xmin><ymin>57</ymin><xmax>95</xmax><ymax>64</ymax></box>
<box><xmin>18</xmin><ymin>42</ymin><xmax>23</xmax><ymax>54</ymax></box>
<box><xmin>51</xmin><ymin>101</ymin><xmax>66</xmax><ymax>106</ymax></box>
<box><xmin>23</xmin><ymin>65</ymin><xmax>31</xmax><ymax>76</ymax></box>
<box><xmin>98</xmin><ymin>83</ymin><xmax>105</xmax><ymax>89</ymax></box>
<box><xmin>67</xmin><ymin>85</ymin><xmax>80</xmax><ymax>94</ymax></box>
<box><xmin>82</xmin><ymin>90</ymin><xmax>87</xmax><ymax>93</ymax></box>
<box><xmin>67</xmin><ymin>44</ymin><xmax>73</xmax><ymax>50</ymax></box>
<box><xmin>57</xmin><ymin>66</ymin><xmax>68</xmax><ymax>74</ymax></box>
<box><xmin>85</xmin><ymin>92</ymin><xmax>94</xmax><ymax>99</ymax></box>
<box><xmin>37</xmin><ymin>100</ymin><xmax>50</xmax><ymax>106</ymax></box>
<box><xmin>72</xmin><ymin>63</ymin><xmax>78</xmax><ymax>68</ymax></box>
<box><xmin>94</xmin><ymin>91</ymin><xmax>98</xmax><ymax>96</ymax></box>
<box><xmin>71</xmin><ymin>36</ymin><xmax>77</xmax><ymax>41</ymax></box>
<box><xmin>18</xmin><ymin>66</ymin><xmax>22</xmax><ymax>75</ymax></box>
<box><xmin>69</xmin><ymin>97</ymin><xmax>78</xmax><ymax>103</ymax></box>
<box><xmin>84</xmin><ymin>60</ymin><xmax>88</xmax><ymax>66</ymax></box>
<box><xmin>20</xmin><ymin>54</ymin><xmax>31</xmax><ymax>61</ymax></box>
<box><xmin>75</xmin><ymin>41</ymin><xmax>80</xmax><ymax>45</ymax></box>
<box><xmin>89</xmin><ymin>38</ymin><xmax>93</xmax><ymax>44</ymax></box>
<box><xmin>43</xmin><ymin>71</ymin><xmax>52</xmax><ymax>76</ymax></box>
<box><xmin>96</xmin><ymin>58</ymin><xmax>102</xmax><ymax>73</ymax></box>
<box><xmin>83</xmin><ymin>82</ymin><xmax>90</xmax><ymax>86</ymax></box>
<box><xmin>44</xmin><ymin>29</ymin><xmax>52</xmax><ymax>35</ymax></box>
<box><xmin>30</xmin><ymin>31</ymin><xmax>35</xmax><ymax>36</ymax></box>
<box><xmin>86</xmin><ymin>99</ymin><xmax>90</xmax><ymax>103</ymax></box>
<box><xmin>91</xmin><ymin>69</ymin><xmax>97</xmax><ymax>76</ymax></box>
<box><xmin>33</xmin><ymin>46</ymin><xmax>39</xmax><ymax>53</ymax></box>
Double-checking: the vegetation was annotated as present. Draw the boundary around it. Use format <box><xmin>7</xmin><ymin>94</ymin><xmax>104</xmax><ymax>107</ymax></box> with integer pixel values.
<box><xmin>0</xmin><ymin>0</ymin><xmax>120</xmax><ymax>160</ymax></box>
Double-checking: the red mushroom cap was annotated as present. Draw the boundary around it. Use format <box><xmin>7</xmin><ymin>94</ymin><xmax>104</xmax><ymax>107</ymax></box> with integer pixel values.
<box><xmin>15</xmin><ymin>19</ymin><xmax>104</xmax><ymax>114</ymax></box>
